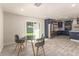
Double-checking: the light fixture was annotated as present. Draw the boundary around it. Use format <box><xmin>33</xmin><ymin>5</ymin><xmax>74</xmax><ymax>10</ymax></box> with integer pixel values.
<box><xmin>72</xmin><ymin>4</ymin><xmax>76</xmax><ymax>7</ymax></box>
<box><xmin>34</xmin><ymin>3</ymin><xmax>42</xmax><ymax>7</ymax></box>
<box><xmin>20</xmin><ymin>8</ymin><xmax>24</xmax><ymax>12</ymax></box>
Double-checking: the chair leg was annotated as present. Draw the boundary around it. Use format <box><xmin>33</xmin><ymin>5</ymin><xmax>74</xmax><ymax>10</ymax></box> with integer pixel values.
<box><xmin>42</xmin><ymin>46</ymin><xmax>45</xmax><ymax>56</ymax></box>
<box><xmin>36</xmin><ymin>47</ymin><xmax>39</xmax><ymax>56</ymax></box>
<box><xmin>20</xmin><ymin>43</ymin><xmax>23</xmax><ymax>51</ymax></box>
<box><xmin>31</xmin><ymin>41</ymin><xmax>35</xmax><ymax>56</ymax></box>
<box><xmin>22</xmin><ymin>43</ymin><xmax>25</xmax><ymax>49</ymax></box>
<box><xmin>15</xmin><ymin>43</ymin><xmax>19</xmax><ymax>51</ymax></box>
<box><xmin>20</xmin><ymin>44</ymin><xmax>23</xmax><ymax>52</ymax></box>
<box><xmin>17</xmin><ymin>44</ymin><xmax>22</xmax><ymax>56</ymax></box>
<box><xmin>22</xmin><ymin>43</ymin><xmax>25</xmax><ymax>51</ymax></box>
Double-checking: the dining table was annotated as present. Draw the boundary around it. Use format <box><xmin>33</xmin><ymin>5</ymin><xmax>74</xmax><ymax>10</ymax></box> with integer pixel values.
<box><xmin>20</xmin><ymin>36</ymin><xmax>40</xmax><ymax>56</ymax></box>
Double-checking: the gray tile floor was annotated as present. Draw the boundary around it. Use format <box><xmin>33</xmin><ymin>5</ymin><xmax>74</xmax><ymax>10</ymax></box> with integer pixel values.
<box><xmin>1</xmin><ymin>36</ymin><xmax>79</xmax><ymax>56</ymax></box>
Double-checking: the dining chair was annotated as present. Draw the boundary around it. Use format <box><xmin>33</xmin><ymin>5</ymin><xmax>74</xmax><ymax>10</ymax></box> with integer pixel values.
<box><xmin>14</xmin><ymin>34</ymin><xmax>25</xmax><ymax>56</ymax></box>
<box><xmin>35</xmin><ymin>35</ymin><xmax>45</xmax><ymax>56</ymax></box>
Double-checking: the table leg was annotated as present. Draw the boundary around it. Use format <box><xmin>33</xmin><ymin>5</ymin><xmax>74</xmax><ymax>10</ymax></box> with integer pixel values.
<box><xmin>31</xmin><ymin>41</ymin><xmax>35</xmax><ymax>56</ymax></box>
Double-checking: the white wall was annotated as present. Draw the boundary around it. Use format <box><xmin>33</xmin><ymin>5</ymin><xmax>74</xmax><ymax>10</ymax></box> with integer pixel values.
<box><xmin>0</xmin><ymin>6</ymin><xmax>3</xmax><ymax>52</ymax></box>
<box><xmin>4</xmin><ymin>12</ymin><xmax>44</xmax><ymax>46</ymax></box>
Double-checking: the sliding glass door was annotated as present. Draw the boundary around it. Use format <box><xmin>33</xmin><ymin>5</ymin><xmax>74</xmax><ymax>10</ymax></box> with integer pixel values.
<box><xmin>26</xmin><ymin>22</ymin><xmax>40</xmax><ymax>40</ymax></box>
<box><xmin>26</xmin><ymin>22</ymin><xmax>33</xmax><ymax>40</ymax></box>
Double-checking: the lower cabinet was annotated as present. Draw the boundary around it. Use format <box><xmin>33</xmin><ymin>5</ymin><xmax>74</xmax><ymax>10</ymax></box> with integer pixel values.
<box><xmin>69</xmin><ymin>31</ymin><xmax>79</xmax><ymax>40</ymax></box>
<box><xmin>57</xmin><ymin>30</ymin><xmax>69</xmax><ymax>36</ymax></box>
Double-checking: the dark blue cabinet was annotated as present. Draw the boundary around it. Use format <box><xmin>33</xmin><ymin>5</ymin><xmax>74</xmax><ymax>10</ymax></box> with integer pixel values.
<box><xmin>44</xmin><ymin>19</ymin><xmax>53</xmax><ymax>38</ymax></box>
<box><xmin>69</xmin><ymin>31</ymin><xmax>79</xmax><ymax>40</ymax></box>
<box><xmin>45</xmin><ymin>19</ymin><xmax>48</xmax><ymax>38</ymax></box>
<box><xmin>57</xmin><ymin>30</ymin><xmax>69</xmax><ymax>36</ymax></box>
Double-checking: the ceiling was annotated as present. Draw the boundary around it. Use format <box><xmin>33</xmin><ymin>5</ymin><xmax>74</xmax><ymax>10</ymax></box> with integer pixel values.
<box><xmin>1</xmin><ymin>3</ymin><xmax>79</xmax><ymax>19</ymax></box>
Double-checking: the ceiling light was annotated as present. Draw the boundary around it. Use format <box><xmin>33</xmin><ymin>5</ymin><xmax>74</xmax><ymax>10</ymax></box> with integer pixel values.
<box><xmin>34</xmin><ymin>3</ymin><xmax>42</xmax><ymax>7</ymax></box>
<box><xmin>20</xmin><ymin>8</ymin><xmax>24</xmax><ymax>11</ymax></box>
<box><xmin>72</xmin><ymin>4</ymin><xmax>76</xmax><ymax>7</ymax></box>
